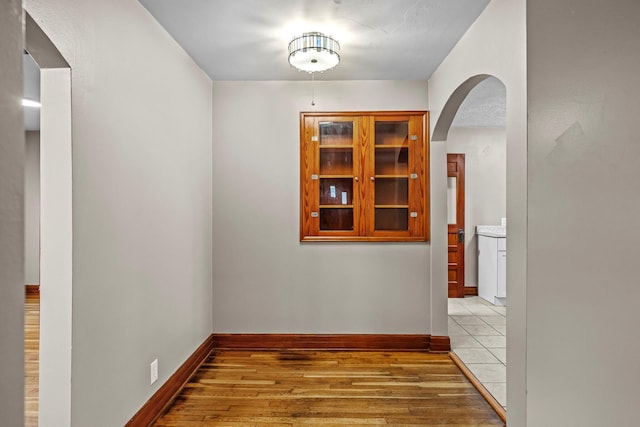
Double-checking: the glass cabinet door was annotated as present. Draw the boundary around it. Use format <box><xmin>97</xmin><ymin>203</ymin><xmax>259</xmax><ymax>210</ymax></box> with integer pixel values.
<box><xmin>372</xmin><ymin>119</ymin><xmax>410</xmax><ymax>232</ymax></box>
<box><xmin>318</xmin><ymin>120</ymin><xmax>355</xmax><ymax>231</ymax></box>
<box><xmin>300</xmin><ymin>115</ymin><xmax>360</xmax><ymax>238</ymax></box>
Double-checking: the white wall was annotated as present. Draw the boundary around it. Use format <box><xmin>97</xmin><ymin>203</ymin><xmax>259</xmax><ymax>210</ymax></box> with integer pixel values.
<box><xmin>24</xmin><ymin>0</ymin><xmax>213</xmax><ymax>425</ymax></box>
<box><xmin>25</xmin><ymin>131</ymin><xmax>40</xmax><ymax>285</ymax></box>
<box><xmin>527</xmin><ymin>1</ymin><xmax>640</xmax><ymax>425</ymax></box>
<box><xmin>0</xmin><ymin>1</ymin><xmax>25</xmax><ymax>425</ymax></box>
<box><xmin>212</xmin><ymin>80</ymin><xmax>432</xmax><ymax>334</ymax></box>
<box><xmin>427</xmin><ymin>0</ymin><xmax>527</xmax><ymax>424</ymax></box>
<box><xmin>447</xmin><ymin>127</ymin><xmax>506</xmax><ymax>287</ymax></box>
<box><xmin>39</xmin><ymin>67</ymin><xmax>73</xmax><ymax>426</ymax></box>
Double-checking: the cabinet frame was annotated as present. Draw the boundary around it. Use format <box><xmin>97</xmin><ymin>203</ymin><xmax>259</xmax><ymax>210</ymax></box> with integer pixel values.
<box><xmin>300</xmin><ymin>111</ymin><xmax>430</xmax><ymax>242</ymax></box>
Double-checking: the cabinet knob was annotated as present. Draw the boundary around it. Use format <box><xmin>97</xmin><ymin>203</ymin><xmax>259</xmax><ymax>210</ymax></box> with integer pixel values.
<box><xmin>370</xmin><ymin>176</ymin><xmax>375</xmax><ymax>181</ymax></box>
<box><xmin>354</xmin><ymin>176</ymin><xmax>359</xmax><ymax>182</ymax></box>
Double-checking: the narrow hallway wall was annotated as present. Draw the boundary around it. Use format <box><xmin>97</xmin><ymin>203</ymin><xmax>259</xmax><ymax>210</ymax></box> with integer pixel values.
<box><xmin>25</xmin><ymin>0</ymin><xmax>213</xmax><ymax>425</ymax></box>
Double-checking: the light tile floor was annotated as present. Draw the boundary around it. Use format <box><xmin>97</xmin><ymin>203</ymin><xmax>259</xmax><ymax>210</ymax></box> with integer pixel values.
<box><xmin>448</xmin><ymin>296</ymin><xmax>507</xmax><ymax>409</ymax></box>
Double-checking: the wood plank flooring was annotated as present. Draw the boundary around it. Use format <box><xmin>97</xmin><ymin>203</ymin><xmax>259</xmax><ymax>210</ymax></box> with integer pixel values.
<box><xmin>153</xmin><ymin>350</ymin><xmax>504</xmax><ymax>426</ymax></box>
<box><xmin>25</xmin><ymin>292</ymin><xmax>40</xmax><ymax>427</ymax></box>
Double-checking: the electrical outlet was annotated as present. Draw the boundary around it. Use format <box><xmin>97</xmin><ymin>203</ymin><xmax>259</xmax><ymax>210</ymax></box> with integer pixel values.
<box><xmin>150</xmin><ymin>359</ymin><xmax>159</xmax><ymax>385</ymax></box>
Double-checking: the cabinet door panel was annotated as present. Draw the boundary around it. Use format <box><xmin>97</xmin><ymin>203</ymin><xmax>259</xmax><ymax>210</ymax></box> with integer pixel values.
<box><xmin>497</xmin><ymin>250</ymin><xmax>507</xmax><ymax>298</ymax></box>
<box><xmin>301</xmin><ymin>115</ymin><xmax>360</xmax><ymax>239</ymax></box>
<box><xmin>375</xmin><ymin>147</ymin><xmax>409</xmax><ymax>175</ymax></box>
<box><xmin>300</xmin><ymin>116</ymin><xmax>318</xmax><ymax>238</ymax></box>
<box><xmin>371</xmin><ymin>116</ymin><xmax>410</xmax><ymax>235</ymax></box>
<box><xmin>375</xmin><ymin>178</ymin><xmax>408</xmax><ymax>206</ymax></box>
<box><xmin>320</xmin><ymin>148</ymin><xmax>353</xmax><ymax>175</ymax></box>
<box><xmin>319</xmin><ymin>178</ymin><xmax>353</xmax><ymax>206</ymax></box>
<box><xmin>375</xmin><ymin>120</ymin><xmax>409</xmax><ymax>146</ymax></box>
<box><xmin>375</xmin><ymin>208</ymin><xmax>409</xmax><ymax>231</ymax></box>
<box><xmin>319</xmin><ymin>121</ymin><xmax>353</xmax><ymax>146</ymax></box>
<box><xmin>320</xmin><ymin>208</ymin><xmax>354</xmax><ymax>231</ymax></box>
<box><xmin>408</xmin><ymin>115</ymin><xmax>427</xmax><ymax>239</ymax></box>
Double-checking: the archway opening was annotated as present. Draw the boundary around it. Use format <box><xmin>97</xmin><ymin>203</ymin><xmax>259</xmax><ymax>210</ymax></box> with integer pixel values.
<box><xmin>437</xmin><ymin>74</ymin><xmax>508</xmax><ymax>415</ymax></box>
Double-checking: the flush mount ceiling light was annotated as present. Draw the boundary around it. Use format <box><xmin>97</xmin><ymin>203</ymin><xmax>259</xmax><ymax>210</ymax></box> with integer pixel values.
<box><xmin>288</xmin><ymin>32</ymin><xmax>340</xmax><ymax>73</ymax></box>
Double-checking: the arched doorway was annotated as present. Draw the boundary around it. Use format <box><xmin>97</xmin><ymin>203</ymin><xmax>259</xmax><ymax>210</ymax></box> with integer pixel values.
<box><xmin>436</xmin><ymin>74</ymin><xmax>508</xmax><ymax>418</ymax></box>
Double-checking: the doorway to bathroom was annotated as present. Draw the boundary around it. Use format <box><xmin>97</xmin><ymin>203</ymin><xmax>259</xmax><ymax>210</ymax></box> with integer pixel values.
<box><xmin>447</xmin><ymin>153</ymin><xmax>466</xmax><ymax>298</ymax></box>
<box><xmin>438</xmin><ymin>75</ymin><xmax>508</xmax><ymax>413</ymax></box>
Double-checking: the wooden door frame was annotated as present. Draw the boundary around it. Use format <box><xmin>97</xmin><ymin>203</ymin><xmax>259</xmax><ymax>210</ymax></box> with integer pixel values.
<box><xmin>447</xmin><ymin>153</ymin><xmax>465</xmax><ymax>298</ymax></box>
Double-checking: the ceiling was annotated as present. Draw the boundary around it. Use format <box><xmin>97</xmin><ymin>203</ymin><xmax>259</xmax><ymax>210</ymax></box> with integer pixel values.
<box><xmin>139</xmin><ymin>0</ymin><xmax>491</xmax><ymax>81</ymax></box>
<box><xmin>23</xmin><ymin>0</ymin><xmax>506</xmax><ymax>132</ymax></box>
<box><xmin>451</xmin><ymin>76</ymin><xmax>506</xmax><ymax>127</ymax></box>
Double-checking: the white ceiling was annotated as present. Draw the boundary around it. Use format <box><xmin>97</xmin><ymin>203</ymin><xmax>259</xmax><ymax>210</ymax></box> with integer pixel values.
<box><xmin>23</xmin><ymin>0</ymin><xmax>505</xmax><ymax>132</ymax></box>
<box><xmin>452</xmin><ymin>76</ymin><xmax>506</xmax><ymax>127</ymax></box>
<box><xmin>139</xmin><ymin>0</ymin><xmax>491</xmax><ymax>81</ymax></box>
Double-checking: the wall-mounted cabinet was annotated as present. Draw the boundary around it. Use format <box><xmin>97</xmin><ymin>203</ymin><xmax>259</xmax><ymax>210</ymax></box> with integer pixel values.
<box><xmin>300</xmin><ymin>111</ymin><xmax>429</xmax><ymax>242</ymax></box>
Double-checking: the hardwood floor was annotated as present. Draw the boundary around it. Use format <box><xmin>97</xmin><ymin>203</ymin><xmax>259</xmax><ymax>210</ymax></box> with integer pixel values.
<box><xmin>23</xmin><ymin>293</ymin><xmax>502</xmax><ymax>426</ymax></box>
<box><xmin>153</xmin><ymin>350</ymin><xmax>504</xmax><ymax>426</ymax></box>
<box><xmin>25</xmin><ymin>292</ymin><xmax>40</xmax><ymax>427</ymax></box>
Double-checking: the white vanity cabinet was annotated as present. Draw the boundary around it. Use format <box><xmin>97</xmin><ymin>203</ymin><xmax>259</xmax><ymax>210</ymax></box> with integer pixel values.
<box><xmin>477</xmin><ymin>225</ymin><xmax>506</xmax><ymax>306</ymax></box>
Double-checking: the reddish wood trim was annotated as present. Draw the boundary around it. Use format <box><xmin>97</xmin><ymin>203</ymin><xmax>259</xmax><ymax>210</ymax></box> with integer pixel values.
<box><xmin>212</xmin><ymin>334</ymin><xmax>431</xmax><ymax>351</ymax></box>
<box><xmin>429</xmin><ymin>335</ymin><xmax>451</xmax><ymax>352</ymax></box>
<box><xmin>300</xmin><ymin>110</ymin><xmax>429</xmax><ymax>117</ymax></box>
<box><xmin>25</xmin><ymin>284</ymin><xmax>40</xmax><ymax>296</ymax></box>
<box><xmin>447</xmin><ymin>153</ymin><xmax>466</xmax><ymax>298</ymax></box>
<box><xmin>465</xmin><ymin>286</ymin><xmax>479</xmax><ymax>296</ymax></box>
<box><xmin>301</xmin><ymin>236</ymin><xmax>428</xmax><ymax>242</ymax></box>
<box><xmin>126</xmin><ymin>334</ymin><xmax>215</xmax><ymax>427</ymax></box>
<box><xmin>450</xmin><ymin>351</ymin><xmax>507</xmax><ymax>425</ymax></box>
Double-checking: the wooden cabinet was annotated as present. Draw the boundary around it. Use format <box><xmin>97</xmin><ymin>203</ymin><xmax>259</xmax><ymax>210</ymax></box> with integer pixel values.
<box><xmin>300</xmin><ymin>111</ymin><xmax>429</xmax><ymax>242</ymax></box>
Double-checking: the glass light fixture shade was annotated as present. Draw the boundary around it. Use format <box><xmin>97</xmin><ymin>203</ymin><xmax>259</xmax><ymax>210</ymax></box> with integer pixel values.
<box><xmin>288</xmin><ymin>32</ymin><xmax>340</xmax><ymax>73</ymax></box>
